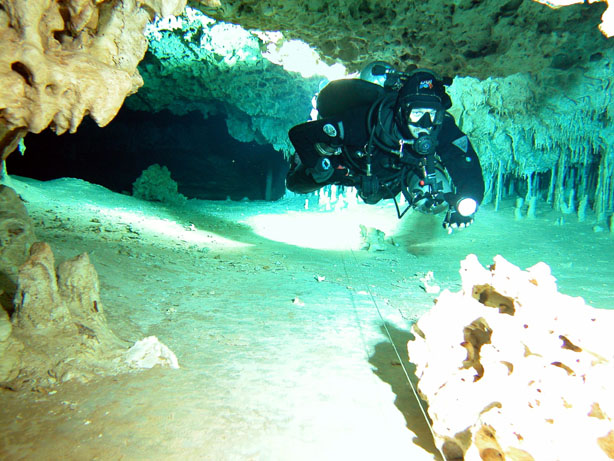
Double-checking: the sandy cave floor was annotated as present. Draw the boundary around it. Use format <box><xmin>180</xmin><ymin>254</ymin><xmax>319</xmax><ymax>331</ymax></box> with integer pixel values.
<box><xmin>1</xmin><ymin>175</ymin><xmax>613</xmax><ymax>461</ymax></box>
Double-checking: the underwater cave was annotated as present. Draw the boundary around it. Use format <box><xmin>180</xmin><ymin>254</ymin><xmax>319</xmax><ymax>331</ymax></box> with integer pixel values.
<box><xmin>7</xmin><ymin>109</ymin><xmax>289</xmax><ymax>202</ymax></box>
<box><xmin>1</xmin><ymin>2</ymin><xmax>614</xmax><ymax>460</ymax></box>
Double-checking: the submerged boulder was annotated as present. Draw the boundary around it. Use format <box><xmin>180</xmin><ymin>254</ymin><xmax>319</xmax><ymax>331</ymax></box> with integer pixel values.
<box><xmin>408</xmin><ymin>254</ymin><xmax>614</xmax><ymax>460</ymax></box>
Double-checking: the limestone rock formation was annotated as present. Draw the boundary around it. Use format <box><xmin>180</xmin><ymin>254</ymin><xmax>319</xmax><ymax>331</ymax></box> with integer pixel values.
<box><xmin>407</xmin><ymin>254</ymin><xmax>614</xmax><ymax>461</ymax></box>
<box><xmin>0</xmin><ymin>0</ymin><xmax>187</xmax><ymax>159</ymax></box>
<box><xmin>132</xmin><ymin>163</ymin><xmax>187</xmax><ymax>205</ymax></box>
<box><xmin>127</xmin><ymin>9</ymin><xmax>321</xmax><ymax>155</ymax></box>
<box><xmin>3</xmin><ymin>0</ymin><xmax>612</xmax><ymax>160</ymax></box>
<box><xmin>126</xmin><ymin>335</ymin><xmax>180</xmax><ymax>369</ymax></box>
<box><xmin>1</xmin><ymin>238</ymin><xmax>179</xmax><ymax>390</ymax></box>
<box><xmin>195</xmin><ymin>0</ymin><xmax>613</xmax><ymax>78</ymax></box>
<box><xmin>4</xmin><ymin>241</ymin><xmax>126</xmax><ymax>388</ymax></box>
<box><xmin>0</xmin><ymin>184</ymin><xmax>36</xmax><ymax>311</ymax></box>
<box><xmin>0</xmin><ymin>306</ymin><xmax>21</xmax><ymax>384</ymax></box>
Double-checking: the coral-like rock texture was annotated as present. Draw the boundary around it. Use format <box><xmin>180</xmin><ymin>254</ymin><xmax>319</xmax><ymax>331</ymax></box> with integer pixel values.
<box><xmin>132</xmin><ymin>163</ymin><xmax>187</xmax><ymax>204</ymax></box>
<box><xmin>5</xmin><ymin>241</ymin><xmax>127</xmax><ymax>388</ymax></box>
<box><xmin>195</xmin><ymin>0</ymin><xmax>612</xmax><ymax>78</ymax></box>
<box><xmin>0</xmin><ymin>233</ymin><xmax>179</xmax><ymax>389</ymax></box>
<box><xmin>127</xmin><ymin>10</ymin><xmax>322</xmax><ymax>155</ymax></box>
<box><xmin>0</xmin><ymin>184</ymin><xmax>36</xmax><ymax>309</ymax></box>
<box><xmin>2</xmin><ymin>0</ymin><xmax>612</xmax><ymax>159</ymax></box>
<box><xmin>408</xmin><ymin>254</ymin><xmax>614</xmax><ymax>461</ymax></box>
<box><xmin>0</xmin><ymin>0</ymin><xmax>186</xmax><ymax>159</ymax></box>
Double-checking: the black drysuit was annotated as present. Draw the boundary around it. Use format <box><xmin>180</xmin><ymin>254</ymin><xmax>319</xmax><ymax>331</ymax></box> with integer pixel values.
<box><xmin>286</xmin><ymin>92</ymin><xmax>485</xmax><ymax>208</ymax></box>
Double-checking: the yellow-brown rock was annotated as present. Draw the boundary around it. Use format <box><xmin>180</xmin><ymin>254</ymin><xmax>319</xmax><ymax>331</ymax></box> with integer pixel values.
<box><xmin>0</xmin><ymin>185</ymin><xmax>179</xmax><ymax>389</ymax></box>
<box><xmin>0</xmin><ymin>184</ymin><xmax>36</xmax><ymax>310</ymax></box>
<box><xmin>408</xmin><ymin>254</ymin><xmax>614</xmax><ymax>461</ymax></box>
<box><xmin>0</xmin><ymin>0</ymin><xmax>186</xmax><ymax>159</ymax></box>
<box><xmin>6</xmin><ymin>241</ymin><xmax>127</xmax><ymax>389</ymax></box>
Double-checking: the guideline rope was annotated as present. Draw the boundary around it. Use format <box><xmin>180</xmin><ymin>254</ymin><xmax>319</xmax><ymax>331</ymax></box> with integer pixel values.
<box><xmin>344</xmin><ymin>249</ymin><xmax>446</xmax><ymax>461</ymax></box>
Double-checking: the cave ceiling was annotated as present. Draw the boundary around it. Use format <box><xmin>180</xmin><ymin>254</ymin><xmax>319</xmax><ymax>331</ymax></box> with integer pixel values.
<box><xmin>192</xmin><ymin>0</ymin><xmax>613</xmax><ymax>79</ymax></box>
<box><xmin>0</xmin><ymin>0</ymin><xmax>613</xmax><ymax>160</ymax></box>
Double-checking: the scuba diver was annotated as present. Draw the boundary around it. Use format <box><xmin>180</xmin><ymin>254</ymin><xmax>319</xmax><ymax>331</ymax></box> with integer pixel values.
<box><xmin>285</xmin><ymin>62</ymin><xmax>485</xmax><ymax>232</ymax></box>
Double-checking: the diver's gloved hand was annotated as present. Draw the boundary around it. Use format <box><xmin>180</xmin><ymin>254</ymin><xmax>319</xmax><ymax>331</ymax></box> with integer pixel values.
<box><xmin>307</xmin><ymin>157</ymin><xmax>334</xmax><ymax>183</ymax></box>
<box><xmin>443</xmin><ymin>208</ymin><xmax>474</xmax><ymax>233</ymax></box>
<box><xmin>443</xmin><ymin>197</ymin><xmax>478</xmax><ymax>234</ymax></box>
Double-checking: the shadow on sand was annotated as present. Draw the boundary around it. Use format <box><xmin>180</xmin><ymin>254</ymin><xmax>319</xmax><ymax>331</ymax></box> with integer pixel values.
<box><xmin>369</xmin><ymin>322</ymin><xmax>444</xmax><ymax>461</ymax></box>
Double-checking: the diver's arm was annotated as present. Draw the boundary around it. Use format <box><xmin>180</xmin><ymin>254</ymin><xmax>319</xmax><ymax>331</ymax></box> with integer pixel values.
<box><xmin>437</xmin><ymin>117</ymin><xmax>485</xmax><ymax>205</ymax></box>
<box><xmin>436</xmin><ymin>116</ymin><xmax>485</xmax><ymax>232</ymax></box>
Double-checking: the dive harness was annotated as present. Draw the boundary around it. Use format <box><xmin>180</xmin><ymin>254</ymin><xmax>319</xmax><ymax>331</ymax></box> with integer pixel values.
<box><xmin>338</xmin><ymin>93</ymin><xmax>452</xmax><ymax>219</ymax></box>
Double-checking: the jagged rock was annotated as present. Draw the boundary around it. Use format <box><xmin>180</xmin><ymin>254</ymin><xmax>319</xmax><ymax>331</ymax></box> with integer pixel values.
<box><xmin>195</xmin><ymin>0</ymin><xmax>613</xmax><ymax>78</ymax></box>
<box><xmin>128</xmin><ymin>11</ymin><xmax>321</xmax><ymax>155</ymax></box>
<box><xmin>12</xmin><ymin>242</ymin><xmax>71</xmax><ymax>330</ymax></box>
<box><xmin>132</xmin><ymin>163</ymin><xmax>187</xmax><ymax>205</ymax></box>
<box><xmin>4</xmin><ymin>0</ymin><xmax>612</xmax><ymax>161</ymax></box>
<box><xmin>6</xmin><ymin>242</ymin><xmax>124</xmax><ymax>388</ymax></box>
<box><xmin>1</xmin><ymin>240</ymin><xmax>179</xmax><ymax>390</ymax></box>
<box><xmin>0</xmin><ymin>187</ymin><xmax>180</xmax><ymax>390</ymax></box>
<box><xmin>0</xmin><ymin>185</ymin><xmax>36</xmax><ymax>312</ymax></box>
<box><xmin>359</xmin><ymin>224</ymin><xmax>387</xmax><ymax>251</ymax></box>
<box><xmin>407</xmin><ymin>254</ymin><xmax>614</xmax><ymax>461</ymax></box>
<box><xmin>126</xmin><ymin>336</ymin><xmax>180</xmax><ymax>369</ymax></box>
<box><xmin>0</xmin><ymin>306</ymin><xmax>22</xmax><ymax>383</ymax></box>
<box><xmin>0</xmin><ymin>0</ymin><xmax>187</xmax><ymax>158</ymax></box>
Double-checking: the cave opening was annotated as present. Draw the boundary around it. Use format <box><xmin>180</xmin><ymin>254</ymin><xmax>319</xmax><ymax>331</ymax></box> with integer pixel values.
<box><xmin>7</xmin><ymin>108</ymin><xmax>290</xmax><ymax>202</ymax></box>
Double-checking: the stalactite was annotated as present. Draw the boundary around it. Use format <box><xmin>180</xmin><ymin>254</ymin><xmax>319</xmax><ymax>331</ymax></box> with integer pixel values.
<box><xmin>514</xmin><ymin>197</ymin><xmax>524</xmax><ymax>220</ymax></box>
<box><xmin>604</xmin><ymin>149</ymin><xmax>613</xmax><ymax>218</ymax></box>
<box><xmin>578</xmin><ymin>195</ymin><xmax>588</xmax><ymax>222</ymax></box>
<box><xmin>566</xmin><ymin>188</ymin><xmax>576</xmax><ymax>214</ymax></box>
<box><xmin>547</xmin><ymin>167</ymin><xmax>555</xmax><ymax>204</ymax></box>
<box><xmin>494</xmin><ymin>161</ymin><xmax>503</xmax><ymax>212</ymax></box>
<box><xmin>593</xmin><ymin>151</ymin><xmax>608</xmax><ymax>222</ymax></box>
<box><xmin>482</xmin><ymin>173</ymin><xmax>494</xmax><ymax>205</ymax></box>
<box><xmin>524</xmin><ymin>172</ymin><xmax>533</xmax><ymax>204</ymax></box>
<box><xmin>527</xmin><ymin>196</ymin><xmax>537</xmax><ymax>218</ymax></box>
<box><xmin>451</xmin><ymin>62</ymin><xmax>612</xmax><ymax>219</ymax></box>
<box><xmin>577</xmin><ymin>162</ymin><xmax>589</xmax><ymax>207</ymax></box>
<box><xmin>330</xmin><ymin>185</ymin><xmax>337</xmax><ymax>203</ymax></box>
<box><xmin>553</xmin><ymin>154</ymin><xmax>566</xmax><ymax>212</ymax></box>
<box><xmin>507</xmin><ymin>175</ymin><xmax>515</xmax><ymax>197</ymax></box>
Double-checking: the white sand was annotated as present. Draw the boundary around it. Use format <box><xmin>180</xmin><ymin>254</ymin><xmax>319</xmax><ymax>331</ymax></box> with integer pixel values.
<box><xmin>1</xmin><ymin>175</ymin><xmax>612</xmax><ymax>460</ymax></box>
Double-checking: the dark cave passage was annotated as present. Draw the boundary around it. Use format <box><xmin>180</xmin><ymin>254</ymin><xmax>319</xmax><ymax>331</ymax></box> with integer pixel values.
<box><xmin>8</xmin><ymin>109</ymin><xmax>290</xmax><ymax>201</ymax></box>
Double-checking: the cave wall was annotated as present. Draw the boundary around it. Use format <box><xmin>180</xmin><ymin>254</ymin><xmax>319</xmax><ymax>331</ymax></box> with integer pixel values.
<box><xmin>3</xmin><ymin>0</ymin><xmax>612</xmax><ymax>159</ymax></box>
<box><xmin>126</xmin><ymin>10</ymin><xmax>322</xmax><ymax>156</ymax></box>
<box><xmin>447</xmin><ymin>48</ymin><xmax>614</xmax><ymax>218</ymax></box>
<box><xmin>2</xmin><ymin>0</ymin><xmax>614</xmax><ymax>220</ymax></box>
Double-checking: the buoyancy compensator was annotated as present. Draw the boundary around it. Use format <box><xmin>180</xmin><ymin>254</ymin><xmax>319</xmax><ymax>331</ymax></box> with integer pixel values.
<box><xmin>316</xmin><ymin>78</ymin><xmax>386</xmax><ymax>119</ymax></box>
